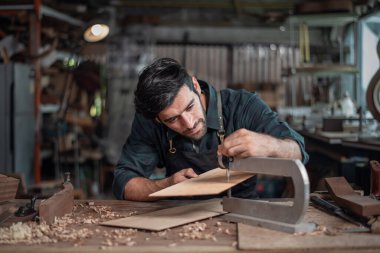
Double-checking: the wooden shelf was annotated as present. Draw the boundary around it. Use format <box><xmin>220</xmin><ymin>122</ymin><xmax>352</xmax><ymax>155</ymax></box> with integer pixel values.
<box><xmin>283</xmin><ymin>64</ymin><xmax>358</xmax><ymax>77</ymax></box>
<box><xmin>288</xmin><ymin>13</ymin><xmax>357</xmax><ymax>27</ymax></box>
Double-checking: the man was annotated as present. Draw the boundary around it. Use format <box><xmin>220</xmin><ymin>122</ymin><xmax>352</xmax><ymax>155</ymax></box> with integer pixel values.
<box><xmin>113</xmin><ymin>58</ymin><xmax>308</xmax><ymax>201</ymax></box>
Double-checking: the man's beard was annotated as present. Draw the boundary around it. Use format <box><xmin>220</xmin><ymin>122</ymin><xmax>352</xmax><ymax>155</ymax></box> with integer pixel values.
<box><xmin>182</xmin><ymin>118</ymin><xmax>207</xmax><ymax>141</ymax></box>
<box><xmin>182</xmin><ymin>103</ymin><xmax>207</xmax><ymax>140</ymax></box>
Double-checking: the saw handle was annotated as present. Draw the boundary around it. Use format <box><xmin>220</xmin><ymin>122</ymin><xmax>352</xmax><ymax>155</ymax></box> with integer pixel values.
<box><xmin>370</xmin><ymin>160</ymin><xmax>380</xmax><ymax>197</ymax></box>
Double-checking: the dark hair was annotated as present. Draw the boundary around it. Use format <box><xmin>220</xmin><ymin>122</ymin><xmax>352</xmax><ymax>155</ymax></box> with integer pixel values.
<box><xmin>134</xmin><ymin>58</ymin><xmax>193</xmax><ymax>119</ymax></box>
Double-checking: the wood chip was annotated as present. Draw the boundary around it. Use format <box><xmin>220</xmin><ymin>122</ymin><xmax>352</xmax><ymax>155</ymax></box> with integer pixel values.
<box><xmin>0</xmin><ymin>203</ymin><xmax>137</xmax><ymax>246</ymax></box>
<box><xmin>179</xmin><ymin>222</ymin><xmax>216</xmax><ymax>241</ymax></box>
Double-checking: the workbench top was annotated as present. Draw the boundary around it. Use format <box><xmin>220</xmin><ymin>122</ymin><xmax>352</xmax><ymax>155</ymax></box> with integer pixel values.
<box><xmin>0</xmin><ymin>199</ymin><xmax>379</xmax><ymax>253</ymax></box>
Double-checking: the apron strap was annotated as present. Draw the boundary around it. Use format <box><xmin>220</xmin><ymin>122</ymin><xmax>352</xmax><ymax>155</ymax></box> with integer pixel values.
<box><xmin>216</xmin><ymin>91</ymin><xmax>225</xmax><ymax>144</ymax></box>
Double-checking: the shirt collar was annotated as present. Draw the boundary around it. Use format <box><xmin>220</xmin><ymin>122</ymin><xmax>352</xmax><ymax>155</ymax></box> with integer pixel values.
<box><xmin>167</xmin><ymin>80</ymin><xmax>220</xmax><ymax>139</ymax></box>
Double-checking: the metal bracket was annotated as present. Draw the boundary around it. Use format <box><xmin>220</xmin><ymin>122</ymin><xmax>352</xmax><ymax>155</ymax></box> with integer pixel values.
<box><xmin>222</xmin><ymin>157</ymin><xmax>315</xmax><ymax>233</ymax></box>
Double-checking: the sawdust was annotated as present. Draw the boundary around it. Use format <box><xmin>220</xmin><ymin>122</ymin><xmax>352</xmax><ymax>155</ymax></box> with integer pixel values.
<box><xmin>178</xmin><ymin>222</ymin><xmax>217</xmax><ymax>241</ymax></box>
<box><xmin>0</xmin><ymin>202</ymin><xmax>135</xmax><ymax>245</ymax></box>
<box><xmin>0</xmin><ymin>202</ymin><xmax>234</xmax><ymax>247</ymax></box>
<box><xmin>295</xmin><ymin>224</ymin><xmax>338</xmax><ymax>236</ymax></box>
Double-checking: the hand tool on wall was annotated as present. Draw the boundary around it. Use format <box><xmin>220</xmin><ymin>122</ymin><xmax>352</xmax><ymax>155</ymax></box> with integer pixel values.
<box><xmin>218</xmin><ymin>156</ymin><xmax>315</xmax><ymax>233</ymax></box>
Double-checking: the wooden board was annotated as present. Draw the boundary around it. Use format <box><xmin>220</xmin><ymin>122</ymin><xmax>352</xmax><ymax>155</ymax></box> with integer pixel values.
<box><xmin>39</xmin><ymin>182</ymin><xmax>74</xmax><ymax>224</ymax></box>
<box><xmin>238</xmin><ymin>206</ymin><xmax>380</xmax><ymax>251</ymax></box>
<box><xmin>101</xmin><ymin>198</ymin><xmax>225</xmax><ymax>231</ymax></box>
<box><xmin>0</xmin><ymin>174</ymin><xmax>19</xmax><ymax>202</ymax></box>
<box><xmin>149</xmin><ymin>168</ymin><xmax>254</xmax><ymax>197</ymax></box>
<box><xmin>325</xmin><ymin>177</ymin><xmax>380</xmax><ymax>217</ymax></box>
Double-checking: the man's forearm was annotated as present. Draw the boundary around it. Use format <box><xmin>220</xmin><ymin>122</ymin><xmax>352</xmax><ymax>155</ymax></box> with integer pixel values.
<box><xmin>124</xmin><ymin>177</ymin><xmax>170</xmax><ymax>201</ymax></box>
<box><xmin>272</xmin><ymin>138</ymin><xmax>302</xmax><ymax>160</ymax></box>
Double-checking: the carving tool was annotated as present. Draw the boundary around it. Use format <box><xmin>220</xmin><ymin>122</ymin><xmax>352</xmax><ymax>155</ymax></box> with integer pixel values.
<box><xmin>310</xmin><ymin>195</ymin><xmax>368</xmax><ymax>228</ymax></box>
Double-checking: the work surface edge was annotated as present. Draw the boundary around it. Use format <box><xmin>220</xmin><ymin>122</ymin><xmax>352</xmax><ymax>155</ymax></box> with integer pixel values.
<box><xmin>1</xmin><ymin>199</ymin><xmax>380</xmax><ymax>253</ymax></box>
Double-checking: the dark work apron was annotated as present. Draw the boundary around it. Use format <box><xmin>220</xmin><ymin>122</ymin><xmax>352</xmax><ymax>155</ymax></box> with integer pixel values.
<box><xmin>164</xmin><ymin>92</ymin><xmax>258</xmax><ymax>199</ymax></box>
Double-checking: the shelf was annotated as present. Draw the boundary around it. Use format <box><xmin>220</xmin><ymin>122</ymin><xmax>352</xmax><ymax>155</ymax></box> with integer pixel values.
<box><xmin>0</xmin><ymin>4</ymin><xmax>83</xmax><ymax>26</ymax></box>
<box><xmin>40</xmin><ymin>104</ymin><xmax>60</xmax><ymax>114</ymax></box>
<box><xmin>283</xmin><ymin>64</ymin><xmax>358</xmax><ymax>77</ymax></box>
<box><xmin>288</xmin><ymin>13</ymin><xmax>357</xmax><ymax>27</ymax></box>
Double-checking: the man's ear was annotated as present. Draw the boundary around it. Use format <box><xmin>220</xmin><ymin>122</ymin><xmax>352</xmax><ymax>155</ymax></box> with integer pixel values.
<box><xmin>192</xmin><ymin>76</ymin><xmax>201</xmax><ymax>94</ymax></box>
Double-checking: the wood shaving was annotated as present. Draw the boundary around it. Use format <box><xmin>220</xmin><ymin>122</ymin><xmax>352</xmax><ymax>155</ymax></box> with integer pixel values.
<box><xmin>102</xmin><ymin>228</ymin><xmax>137</xmax><ymax>247</ymax></box>
<box><xmin>295</xmin><ymin>224</ymin><xmax>336</xmax><ymax>236</ymax></box>
<box><xmin>179</xmin><ymin>222</ymin><xmax>216</xmax><ymax>241</ymax></box>
<box><xmin>0</xmin><ymin>202</ymin><xmax>137</xmax><ymax>245</ymax></box>
<box><xmin>224</xmin><ymin>228</ymin><xmax>232</xmax><ymax>235</ymax></box>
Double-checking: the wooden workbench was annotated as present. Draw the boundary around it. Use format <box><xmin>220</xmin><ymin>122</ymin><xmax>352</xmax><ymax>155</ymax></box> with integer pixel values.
<box><xmin>0</xmin><ymin>199</ymin><xmax>380</xmax><ymax>253</ymax></box>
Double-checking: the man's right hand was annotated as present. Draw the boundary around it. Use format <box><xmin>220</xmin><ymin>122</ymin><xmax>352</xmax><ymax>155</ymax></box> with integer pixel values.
<box><xmin>124</xmin><ymin>168</ymin><xmax>198</xmax><ymax>201</ymax></box>
<box><xmin>168</xmin><ymin>168</ymin><xmax>198</xmax><ymax>185</ymax></box>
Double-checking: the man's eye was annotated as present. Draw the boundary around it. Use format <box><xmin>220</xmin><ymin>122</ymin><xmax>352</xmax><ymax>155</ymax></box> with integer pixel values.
<box><xmin>167</xmin><ymin>117</ymin><xmax>178</xmax><ymax>123</ymax></box>
<box><xmin>186</xmin><ymin>104</ymin><xmax>194</xmax><ymax>111</ymax></box>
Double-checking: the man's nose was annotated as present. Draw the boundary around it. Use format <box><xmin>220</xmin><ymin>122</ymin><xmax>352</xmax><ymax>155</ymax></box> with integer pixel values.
<box><xmin>182</xmin><ymin>112</ymin><xmax>194</xmax><ymax>128</ymax></box>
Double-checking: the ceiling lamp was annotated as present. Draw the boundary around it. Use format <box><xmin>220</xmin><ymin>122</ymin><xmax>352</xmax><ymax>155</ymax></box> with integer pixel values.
<box><xmin>83</xmin><ymin>23</ymin><xmax>110</xmax><ymax>42</ymax></box>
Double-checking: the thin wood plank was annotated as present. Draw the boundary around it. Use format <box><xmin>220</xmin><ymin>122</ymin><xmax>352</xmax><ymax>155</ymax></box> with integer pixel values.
<box><xmin>149</xmin><ymin>168</ymin><xmax>254</xmax><ymax>197</ymax></box>
<box><xmin>325</xmin><ymin>177</ymin><xmax>380</xmax><ymax>217</ymax></box>
<box><xmin>100</xmin><ymin>198</ymin><xmax>225</xmax><ymax>231</ymax></box>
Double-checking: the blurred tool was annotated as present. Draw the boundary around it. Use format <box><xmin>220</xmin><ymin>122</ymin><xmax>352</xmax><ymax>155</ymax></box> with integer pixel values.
<box><xmin>310</xmin><ymin>195</ymin><xmax>369</xmax><ymax>229</ymax></box>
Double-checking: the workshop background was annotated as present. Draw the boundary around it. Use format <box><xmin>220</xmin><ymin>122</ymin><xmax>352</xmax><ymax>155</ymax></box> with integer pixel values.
<box><xmin>0</xmin><ymin>0</ymin><xmax>379</xmax><ymax>199</ymax></box>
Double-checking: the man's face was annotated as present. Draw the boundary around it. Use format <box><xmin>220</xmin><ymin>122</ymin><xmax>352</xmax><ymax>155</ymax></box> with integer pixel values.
<box><xmin>158</xmin><ymin>84</ymin><xmax>207</xmax><ymax>141</ymax></box>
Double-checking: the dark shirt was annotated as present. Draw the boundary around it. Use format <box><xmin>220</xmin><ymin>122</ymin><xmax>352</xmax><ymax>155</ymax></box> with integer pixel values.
<box><xmin>113</xmin><ymin>81</ymin><xmax>309</xmax><ymax>200</ymax></box>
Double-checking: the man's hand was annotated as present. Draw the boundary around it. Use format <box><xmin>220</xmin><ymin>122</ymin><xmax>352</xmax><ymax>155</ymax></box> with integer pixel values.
<box><xmin>217</xmin><ymin>128</ymin><xmax>302</xmax><ymax>160</ymax></box>
<box><xmin>168</xmin><ymin>168</ymin><xmax>198</xmax><ymax>185</ymax></box>
<box><xmin>124</xmin><ymin>168</ymin><xmax>198</xmax><ymax>201</ymax></box>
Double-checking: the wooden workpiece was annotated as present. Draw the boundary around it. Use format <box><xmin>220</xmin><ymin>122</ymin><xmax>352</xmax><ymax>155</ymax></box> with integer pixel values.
<box><xmin>325</xmin><ymin>177</ymin><xmax>380</xmax><ymax>217</ymax></box>
<box><xmin>149</xmin><ymin>168</ymin><xmax>254</xmax><ymax>197</ymax></box>
<box><xmin>0</xmin><ymin>174</ymin><xmax>19</xmax><ymax>202</ymax></box>
<box><xmin>1</xmin><ymin>199</ymin><xmax>380</xmax><ymax>253</ymax></box>
<box><xmin>101</xmin><ymin>198</ymin><xmax>225</xmax><ymax>231</ymax></box>
<box><xmin>39</xmin><ymin>182</ymin><xmax>74</xmax><ymax>224</ymax></box>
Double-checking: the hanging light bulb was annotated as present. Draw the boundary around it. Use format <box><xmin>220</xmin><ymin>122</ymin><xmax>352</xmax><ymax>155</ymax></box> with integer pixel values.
<box><xmin>84</xmin><ymin>23</ymin><xmax>109</xmax><ymax>42</ymax></box>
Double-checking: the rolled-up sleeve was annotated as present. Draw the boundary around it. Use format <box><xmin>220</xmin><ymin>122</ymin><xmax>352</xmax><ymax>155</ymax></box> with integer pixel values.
<box><xmin>239</xmin><ymin>92</ymin><xmax>309</xmax><ymax>164</ymax></box>
<box><xmin>112</xmin><ymin>114</ymin><xmax>160</xmax><ymax>200</ymax></box>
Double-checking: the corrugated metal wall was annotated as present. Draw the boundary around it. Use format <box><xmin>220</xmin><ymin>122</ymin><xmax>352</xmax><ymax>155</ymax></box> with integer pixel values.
<box><xmin>153</xmin><ymin>45</ymin><xmax>229</xmax><ymax>91</ymax></box>
<box><xmin>152</xmin><ymin>43</ymin><xmax>313</xmax><ymax>106</ymax></box>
